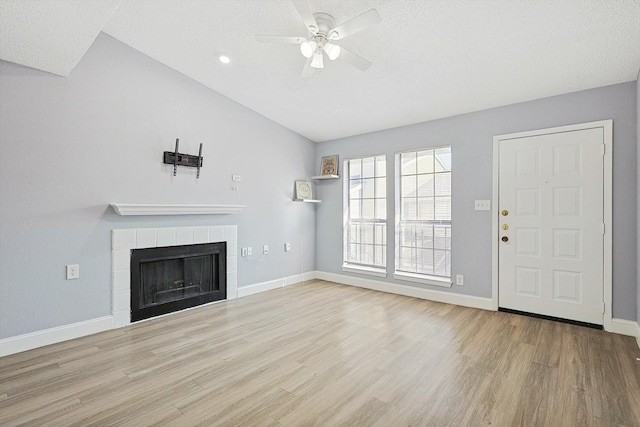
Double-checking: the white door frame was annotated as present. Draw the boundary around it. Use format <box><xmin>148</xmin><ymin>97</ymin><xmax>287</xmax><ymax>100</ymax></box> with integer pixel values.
<box><xmin>491</xmin><ymin>120</ymin><xmax>613</xmax><ymax>330</ymax></box>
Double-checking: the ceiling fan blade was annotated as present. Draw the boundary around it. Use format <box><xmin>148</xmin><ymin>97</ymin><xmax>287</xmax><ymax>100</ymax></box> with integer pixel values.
<box><xmin>255</xmin><ymin>35</ymin><xmax>306</xmax><ymax>44</ymax></box>
<box><xmin>338</xmin><ymin>47</ymin><xmax>372</xmax><ymax>71</ymax></box>
<box><xmin>291</xmin><ymin>0</ymin><xmax>318</xmax><ymax>34</ymax></box>
<box><xmin>301</xmin><ymin>57</ymin><xmax>315</xmax><ymax>78</ymax></box>
<box><xmin>329</xmin><ymin>9</ymin><xmax>381</xmax><ymax>40</ymax></box>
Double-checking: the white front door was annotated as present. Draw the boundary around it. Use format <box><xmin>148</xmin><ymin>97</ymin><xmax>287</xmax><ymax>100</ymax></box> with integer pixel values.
<box><xmin>497</xmin><ymin>125</ymin><xmax>605</xmax><ymax>325</ymax></box>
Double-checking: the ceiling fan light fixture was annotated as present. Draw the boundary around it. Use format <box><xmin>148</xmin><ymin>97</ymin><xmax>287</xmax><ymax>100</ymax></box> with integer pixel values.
<box><xmin>324</xmin><ymin>43</ymin><xmax>341</xmax><ymax>60</ymax></box>
<box><xmin>310</xmin><ymin>51</ymin><xmax>324</xmax><ymax>68</ymax></box>
<box><xmin>300</xmin><ymin>40</ymin><xmax>317</xmax><ymax>58</ymax></box>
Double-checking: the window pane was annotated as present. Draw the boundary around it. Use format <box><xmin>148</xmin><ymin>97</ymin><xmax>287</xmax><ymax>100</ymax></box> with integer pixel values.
<box><xmin>435</xmin><ymin>147</ymin><xmax>451</xmax><ymax>172</ymax></box>
<box><xmin>417</xmin><ymin>151</ymin><xmax>434</xmax><ymax>174</ymax></box>
<box><xmin>417</xmin><ymin>174</ymin><xmax>434</xmax><ymax>197</ymax></box>
<box><xmin>376</xmin><ymin>156</ymin><xmax>386</xmax><ymax>177</ymax></box>
<box><xmin>435</xmin><ymin>172</ymin><xmax>451</xmax><ymax>196</ymax></box>
<box><xmin>350</xmin><ymin>179</ymin><xmax>362</xmax><ymax>200</ymax></box>
<box><xmin>362</xmin><ymin>157</ymin><xmax>375</xmax><ymax>178</ymax></box>
<box><xmin>349</xmin><ymin>159</ymin><xmax>361</xmax><ymax>178</ymax></box>
<box><xmin>363</xmin><ymin>244</ymin><xmax>374</xmax><ymax>264</ymax></box>
<box><xmin>434</xmin><ymin>250</ymin><xmax>448</xmax><ymax>276</ymax></box>
<box><xmin>375</xmin><ymin>223</ymin><xmax>386</xmax><ymax>245</ymax></box>
<box><xmin>362</xmin><ymin>199</ymin><xmax>375</xmax><ymax>219</ymax></box>
<box><xmin>401</xmin><ymin>152</ymin><xmax>416</xmax><ymax>175</ymax></box>
<box><xmin>375</xmin><ymin>199</ymin><xmax>386</xmax><ymax>220</ymax></box>
<box><xmin>349</xmin><ymin>224</ymin><xmax>358</xmax><ymax>243</ymax></box>
<box><xmin>417</xmin><ymin>197</ymin><xmax>434</xmax><ymax>221</ymax></box>
<box><xmin>401</xmin><ymin>175</ymin><xmax>416</xmax><ymax>198</ymax></box>
<box><xmin>400</xmin><ymin>248</ymin><xmax>413</xmax><ymax>270</ymax></box>
<box><xmin>435</xmin><ymin>197</ymin><xmax>451</xmax><ymax>220</ymax></box>
<box><xmin>400</xmin><ymin>225</ymin><xmax>414</xmax><ymax>247</ymax></box>
<box><xmin>375</xmin><ymin>177</ymin><xmax>386</xmax><ymax>198</ymax></box>
<box><xmin>417</xmin><ymin>249</ymin><xmax>434</xmax><ymax>274</ymax></box>
<box><xmin>402</xmin><ymin>198</ymin><xmax>417</xmax><ymax>221</ymax></box>
<box><xmin>362</xmin><ymin>178</ymin><xmax>375</xmax><ymax>199</ymax></box>
<box><xmin>350</xmin><ymin>200</ymin><xmax>361</xmax><ymax>219</ymax></box>
<box><xmin>374</xmin><ymin>245</ymin><xmax>384</xmax><ymax>266</ymax></box>
<box><xmin>362</xmin><ymin>223</ymin><xmax>374</xmax><ymax>244</ymax></box>
<box><xmin>434</xmin><ymin>226</ymin><xmax>448</xmax><ymax>249</ymax></box>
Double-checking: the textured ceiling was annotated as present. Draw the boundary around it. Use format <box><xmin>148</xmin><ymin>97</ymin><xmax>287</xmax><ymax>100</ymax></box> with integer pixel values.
<box><xmin>1</xmin><ymin>0</ymin><xmax>639</xmax><ymax>142</ymax></box>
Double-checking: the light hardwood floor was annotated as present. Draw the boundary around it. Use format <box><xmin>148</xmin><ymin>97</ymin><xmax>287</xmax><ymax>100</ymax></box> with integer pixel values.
<box><xmin>1</xmin><ymin>280</ymin><xmax>639</xmax><ymax>426</ymax></box>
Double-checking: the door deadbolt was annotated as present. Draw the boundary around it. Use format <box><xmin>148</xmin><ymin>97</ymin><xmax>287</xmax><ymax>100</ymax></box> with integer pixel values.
<box><xmin>501</xmin><ymin>236</ymin><xmax>509</xmax><ymax>242</ymax></box>
<box><xmin>501</xmin><ymin>210</ymin><xmax>509</xmax><ymax>216</ymax></box>
<box><xmin>502</xmin><ymin>224</ymin><xmax>509</xmax><ymax>230</ymax></box>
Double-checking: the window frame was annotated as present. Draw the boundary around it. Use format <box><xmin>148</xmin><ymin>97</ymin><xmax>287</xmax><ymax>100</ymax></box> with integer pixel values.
<box><xmin>342</xmin><ymin>154</ymin><xmax>388</xmax><ymax>277</ymax></box>
<box><xmin>393</xmin><ymin>146</ymin><xmax>452</xmax><ymax>287</ymax></box>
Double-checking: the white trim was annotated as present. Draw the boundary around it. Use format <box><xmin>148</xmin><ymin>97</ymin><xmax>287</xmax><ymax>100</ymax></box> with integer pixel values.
<box><xmin>393</xmin><ymin>272</ymin><xmax>452</xmax><ymax>288</ymax></box>
<box><xmin>492</xmin><ymin>120</ymin><xmax>613</xmax><ymax>330</ymax></box>
<box><xmin>317</xmin><ymin>271</ymin><xmax>494</xmax><ymax>311</ymax></box>
<box><xmin>608</xmin><ymin>318</ymin><xmax>640</xmax><ymax>340</ymax></box>
<box><xmin>342</xmin><ymin>264</ymin><xmax>387</xmax><ymax>278</ymax></box>
<box><xmin>227</xmin><ymin>272</ymin><xmax>315</xmax><ymax>298</ymax></box>
<box><xmin>237</xmin><ymin>278</ymin><xmax>286</xmax><ymax>297</ymax></box>
<box><xmin>110</xmin><ymin>203</ymin><xmax>245</xmax><ymax>216</ymax></box>
<box><xmin>0</xmin><ymin>316</ymin><xmax>113</xmax><ymax>357</ymax></box>
<box><xmin>0</xmin><ymin>271</ymin><xmax>316</xmax><ymax>357</ymax></box>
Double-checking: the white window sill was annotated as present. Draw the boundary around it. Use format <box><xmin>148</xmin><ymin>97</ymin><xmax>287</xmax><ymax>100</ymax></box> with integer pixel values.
<box><xmin>342</xmin><ymin>264</ymin><xmax>387</xmax><ymax>278</ymax></box>
<box><xmin>393</xmin><ymin>272</ymin><xmax>452</xmax><ymax>288</ymax></box>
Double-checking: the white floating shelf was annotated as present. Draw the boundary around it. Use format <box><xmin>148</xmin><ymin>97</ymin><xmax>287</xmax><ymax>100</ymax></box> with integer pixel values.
<box><xmin>110</xmin><ymin>203</ymin><xmax>245</xmax><ymax>216</ymax></box>
<box><xmin>311</xmin><ymin>175</ymin><xmax>339</xmax><ymax>180</ymax></box>
<box><xmin>293</xmin><ymin>199</ymin><xmax>321</xmax><ymax>203</ymax></box>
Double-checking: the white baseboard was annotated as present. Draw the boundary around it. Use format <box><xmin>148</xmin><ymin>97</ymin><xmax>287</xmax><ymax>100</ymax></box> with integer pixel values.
<box><xmin>0</xmin><ymin>316</ymin><xmax>113</xmax><ymax>358</ymax></box>
<box><xmin>1</xmin><ymin>271</ymin><xmax>317</xmax><ymax>358</ymax></box>
<box><xmin>608</xmin><ymin>318</ymin><xmax>640</xmax><ymax>337</ymax></box>
<box><xmin>237</xmin><ymin>271</ymin><xmax>314</xmax><ymax>298</ymax></box>
<box><xmin>315</xmin><ymin>271</ymin><xmax>494</xmax><ymax>311</ymax></box>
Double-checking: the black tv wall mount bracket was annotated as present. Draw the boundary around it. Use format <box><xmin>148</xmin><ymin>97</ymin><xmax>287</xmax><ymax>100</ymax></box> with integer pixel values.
<box><xmin>163</xmin><ymin>138</ymin><xmax>203</xmax><ymax>178</ymax></box>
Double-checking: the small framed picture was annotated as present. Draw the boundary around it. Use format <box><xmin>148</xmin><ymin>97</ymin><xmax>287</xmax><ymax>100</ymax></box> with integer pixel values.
<box><xmin>321</xmin><ymin>155</ymin><xmax>338</xmax><ymax>176</ymax></box>
<box><xmin>295</xmin><ymin>181</ymin><xmax>313</xmax><ymax>200</ymax></box>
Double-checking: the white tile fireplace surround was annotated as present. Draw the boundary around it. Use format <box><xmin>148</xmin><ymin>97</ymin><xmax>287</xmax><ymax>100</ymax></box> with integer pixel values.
<box><xmin>112</xmin><ymin>225</ymin><xmax>238</xmax><ymax>328</ymax></box>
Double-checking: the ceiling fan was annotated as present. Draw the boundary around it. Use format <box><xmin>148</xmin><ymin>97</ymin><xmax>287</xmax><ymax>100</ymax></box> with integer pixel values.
<box><xmin>255</xmin><ymin>0</ymin><xmax>381</xmax><ymax>76</ymax></box>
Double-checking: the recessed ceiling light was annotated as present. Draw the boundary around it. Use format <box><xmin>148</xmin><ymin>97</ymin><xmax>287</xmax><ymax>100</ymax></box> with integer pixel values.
<box><xmin>219</xmin><ymin>55</ymin><xmax>231</xmax><ymax>64</ymax></box>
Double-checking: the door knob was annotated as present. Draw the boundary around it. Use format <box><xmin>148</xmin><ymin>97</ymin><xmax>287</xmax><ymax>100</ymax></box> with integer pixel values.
<box><xmin>501</xmin><ymin>236</ymin><xmax>509</xmax><ymax>242</ymax></box>
<box><xmin>501</xmin><ymin>210</ymin><xmax>509</xmax><ymax>216</ymax></box>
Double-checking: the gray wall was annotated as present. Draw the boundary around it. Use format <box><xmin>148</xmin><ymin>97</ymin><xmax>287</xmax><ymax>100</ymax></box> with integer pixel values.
<box><xmin>0</xmin><ymin>34</ymin><xmax>316</xmax><ymax>339</ymax></box>
<box><xmin>315</xmin><ymin>81</ymin><xmax>637</xmax><ymax>321</ymax></box>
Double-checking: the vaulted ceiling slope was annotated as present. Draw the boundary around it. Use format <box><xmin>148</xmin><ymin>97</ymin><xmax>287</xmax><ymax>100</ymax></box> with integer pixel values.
<box><xmin>1</xmin><ymin>0</ymin><xmax>639</xmax><ymax>142</ymax></box>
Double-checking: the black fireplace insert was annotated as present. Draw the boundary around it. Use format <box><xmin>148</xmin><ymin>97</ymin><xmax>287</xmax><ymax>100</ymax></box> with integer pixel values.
<box><xmin>130</xmin><ymin>242</ymin><xmax>226</xmax><ymax>322</ymax></box>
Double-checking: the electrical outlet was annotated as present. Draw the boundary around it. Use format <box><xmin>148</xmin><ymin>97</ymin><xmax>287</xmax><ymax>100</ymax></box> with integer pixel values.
<box><xmin>247</xmin><ymin>247</ymin><xmax>252</xmax><ymax>256</ymax></box>
<box><xmin>66</xmin><ymin>264</ymin><xmax>80</xmax><ymax>280</ymax></box>
<box><xmin>474</xmin><ymin>200</ymin><xmax>491</xmax><ymax>211</ymax></box>
<box><xmin>263</xmin><ymin>245</ymin><xmax>269</xmax><ymax>255</ymax></box>
<box><xmin>284</xmin><ymin>243</ymin><xmax>291</xmax><ymax>252</ymax></box>
<box><xmin>456</xmin><ymin>274</ymin><xmax>464</xmax><ymax>286</ymax></box>
<box><xmin>241</xmin><ymin>248</ymin><xmax>248</xmax><ymax>257</ymax></box>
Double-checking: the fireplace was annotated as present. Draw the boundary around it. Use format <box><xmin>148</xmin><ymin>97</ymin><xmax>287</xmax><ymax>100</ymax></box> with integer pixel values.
<box><xmin>130</xmin><ymin>242</ymin><xmax>226</xmax><ymax>322</ymax></box>
<box><xmin>111</xmin><ymin>225</ymin><xmax>238</xmax><ymax>328</ymax></box>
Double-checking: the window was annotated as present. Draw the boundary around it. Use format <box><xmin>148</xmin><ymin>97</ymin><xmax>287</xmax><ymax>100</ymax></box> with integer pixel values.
<box><xmin>395</xmin><ymin>147</ymin><xmax>451</xmax><ymax>284</ymax></box>
<box><xmin>343</xmin><ymin>155</ymin><xmax>387</xmax><ymax>274</ymax></box>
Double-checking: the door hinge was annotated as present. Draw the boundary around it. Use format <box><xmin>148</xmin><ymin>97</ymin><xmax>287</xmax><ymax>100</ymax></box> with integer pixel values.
<box><xmin>601</xmin><ymin>223</ymin><xmax>605</xmax><ymax>235</ymax></box>
<box><xmin>601</xmin><ymin>144</ymin><xmax>605</xmax><ymax>156</ymax></box>
<box><xmin>602</xmin><ymin>302</ymin><xmax>606</xmax><ymax>314</ymax></box>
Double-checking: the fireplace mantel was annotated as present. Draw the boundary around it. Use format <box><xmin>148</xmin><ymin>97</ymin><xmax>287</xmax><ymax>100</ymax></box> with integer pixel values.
<box><xmin>110</xmin><ymin>203</ymin><xmax>245</xmax><ymax>216</ymax></box>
